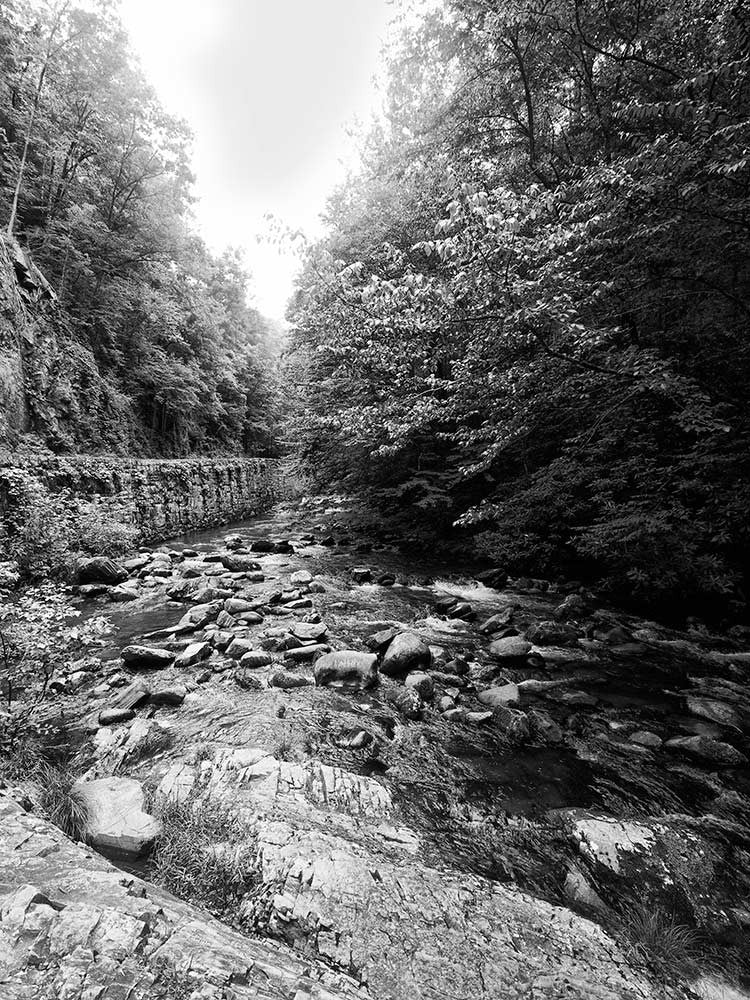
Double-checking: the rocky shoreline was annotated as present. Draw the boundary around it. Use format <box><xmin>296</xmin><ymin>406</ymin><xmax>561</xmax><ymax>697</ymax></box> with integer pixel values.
<box><xmin>1</xmin><ymin>497</ymin><xmax>749</xmax><ymax>999</ymax></box>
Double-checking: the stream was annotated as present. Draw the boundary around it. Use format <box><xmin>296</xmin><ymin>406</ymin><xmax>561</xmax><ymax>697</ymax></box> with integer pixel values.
<box><xmin>55</xmin><ymin>497</ymin><xmax>750</xmax><ymax>938</ymax></box>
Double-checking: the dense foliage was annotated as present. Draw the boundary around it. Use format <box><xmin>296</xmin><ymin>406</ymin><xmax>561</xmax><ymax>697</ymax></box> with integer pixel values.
<box><xmin>0</xmin><ymin>0</ymin><xmax>281</xmax><ymax>456</ymax></box>
<box><xmin>286</xmin><ymin>0</ymin><xmax>750</xmax><ymax>616</ymax></box>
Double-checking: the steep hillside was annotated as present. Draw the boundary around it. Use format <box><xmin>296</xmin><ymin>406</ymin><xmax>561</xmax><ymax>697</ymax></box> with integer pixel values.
<box><xmin>0</xmin><ymin>1</ymin><xmax>280</xmax><ymax>458</ymax></box>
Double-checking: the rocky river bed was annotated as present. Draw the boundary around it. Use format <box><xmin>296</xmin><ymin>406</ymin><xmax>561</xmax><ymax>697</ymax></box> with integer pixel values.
<box><xmin>1</xmin><ymin>496</ymin><xmax>750</xmax><ymax>1000</ymax></box>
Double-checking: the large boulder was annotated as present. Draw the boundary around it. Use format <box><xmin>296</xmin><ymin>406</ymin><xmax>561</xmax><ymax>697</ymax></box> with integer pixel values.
<box><xmin>121</xmin><ymin>645</ymin><xmax>175</xmax><ymax>670</ymax></box>
<box><xmin>73</xmin><ymin>776</ymin><xmax>161</xmax><ymax>857</ymax></box>
<box><xmin>314</xmin><ymin>651</ymin><xmax>378</xmax><ymax>690</ymax></box>
<box><xmin>76</xmin><ymin>556</ymin><xmax>127</xmax><ymax>585</ymax></box>
<box><xmin>380</xmin><ymin>632</ymin><xmax>432</xmax><ymax>678</ymax></box>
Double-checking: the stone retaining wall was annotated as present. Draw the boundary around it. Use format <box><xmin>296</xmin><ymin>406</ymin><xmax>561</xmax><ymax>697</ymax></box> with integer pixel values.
<box><xmin>13</xmin><ymin>454</ymin><xmax>284</xmax><ymax>542</ymax></box>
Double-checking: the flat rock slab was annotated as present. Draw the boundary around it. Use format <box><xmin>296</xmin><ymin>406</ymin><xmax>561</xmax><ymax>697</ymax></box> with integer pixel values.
<box><xmin>73</xmin><ymin>776</ymin><xmax>161</xmax><ymax>857</ymax></box>
<box><xmin>245</xmin><ymin>822</ymin><xmax>662</xmax><ymax>1000</ymax></box>
<box><xmin>0</xmin><ymin>794</ymin><xmax>366</xmax><ymax>1000</ymax></box>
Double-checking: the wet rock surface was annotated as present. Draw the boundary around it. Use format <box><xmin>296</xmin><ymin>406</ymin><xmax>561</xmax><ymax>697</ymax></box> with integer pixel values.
<box><xmin>5</xmin><ymin>497</ymin><xmax>750</xmax><ymax>999</ymax></box>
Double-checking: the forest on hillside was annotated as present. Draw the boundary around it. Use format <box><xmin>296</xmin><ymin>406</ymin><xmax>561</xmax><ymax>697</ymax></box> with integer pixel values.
<box><xmin>285</xmin><ymin>0</ymin><xmax>750</xmax><ymax>617</ymax></box>
<box><xmin>0</xmin><ymin>0</ymin><xmax>280</xmax><ymax>456</ymax></box>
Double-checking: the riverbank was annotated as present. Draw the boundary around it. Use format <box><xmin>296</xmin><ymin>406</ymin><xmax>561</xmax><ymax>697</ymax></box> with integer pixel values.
<box><xmin>1</xmin><ymin>495</ymin><xmax>749</xmax><ymax>999</ymax></box>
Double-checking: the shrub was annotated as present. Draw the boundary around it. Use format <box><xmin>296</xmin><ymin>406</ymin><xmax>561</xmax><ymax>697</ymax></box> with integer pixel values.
<box><xmin>151</xmin><ymin>794</ymin><xmax>258</xmax><ymax>918</ymax></box>
<box><xmin>0</xmin><ymin>465</ymin><xmax>139</xmax><ymax>581</ymax></box>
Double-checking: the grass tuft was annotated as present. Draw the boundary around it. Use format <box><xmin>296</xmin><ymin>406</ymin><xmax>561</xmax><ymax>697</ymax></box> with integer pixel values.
<box><xmin>620</xmin><ymin>902</ymin><xmax>703</xmax><ymax>979</ymax></box>
<box><xmin>34</xmin><ymin>761</ymin><xmax>89</xmax><ymax>841</ymax></box>
<box><xmin>151</xmin><ymin>794</ymin><xmax>257</xmax><ymax>918</ymax></box>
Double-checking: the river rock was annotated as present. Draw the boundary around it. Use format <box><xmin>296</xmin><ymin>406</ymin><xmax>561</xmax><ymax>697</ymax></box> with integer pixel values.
<box><xmin>443</xmin><ymin>707</ymin><xmax>468</xmax><ymax>722</ymax></box>
<box><xmin>236</xmin><ymin>610</ymin><xmax>265</xmax><ymax>624</ymax></box>
<box><xmin>380</xmin><ymin>632</ymin><xmax>432</xmax><ymax>677</ymax></box>
<box><xmin>665</xmin><ymin>735</ymin><xmax>747</xmax><ymax>765</ymax></box>
<box><xmin>221</xmin><ymin>554</ymin><xmax>262</xmax><ymax>573</ymax></box>
<box><xmin>404</xmin><ymin>671</ymin><xmax>434</xmax><ymax>700</ymax></box>
<box><xmin>185</xmin><ymin>602</ymin><xmax>222</xmax><ymax>627</ymax></box>
<box><xmin>554</xmin><ymin>593</ymin><xmax>590</xmax><ymax>620</ymax></box>
<box><xmin>383</xmin><ymin>685</ymin><xmax>423</xmax><ymax>719</ymax></box>
<box><xmin>290</xmin><ymin>621</ymin><xmax>328</xmax><ymax>643</ymax></box>
<box><xmin>174</xmin><ymin>641</ymin><xmax>211</xmax><ymax>668</ymax></box>
<box><xmin>314</xmin><ymin>651</ymin><xmax>378</xmax><ymax>690</ymax></box>
<box><xmin>224</xmin><ymin>597</ymin><xmax>256</xmax><ymax>614</ymax></box>
<box><xmin>73</xmin><ymin>776</ymin><xmax>161</xmax><ymax>857</ymax></box>
<box><xmin>210</xmin><ymin>629</ymin><xmax>234</xmax><ymax>651</ymax></box>
<box><xmin>107</xmin><ymin>680</ymin><xmax>150</xmax><ymax>710</ymax></box>
<box><xmin>335</xmin><ymin>728</ymin><xmax>373</xmax><ymax>749</ymax></box>
<box><xmin>434</xmin><ymin>595</ymin><xmax>459</xmax><ymax>614</ymax></box>
<box><xmin>479</xmin><ymin>608</ymin><xmax>514</xmax><ymax>634</ymax></box>
<box><xmin>76</xmin><ymin>556</ymin><xmax>128</xmax><ymax>585</ymax></box>
<box><xmin>466</xmin><ymin>710</ymin><xmax>494</xmax><ymax>724</ymax></box>
<box><xmin>686</xmin><ymin>696</ymin><xmax>742</xmax><ymax>731</ymax></box>
<box><xmin>227</xmin><ymin>637</ymin><xmax>257</xmax><ymax>660</ymax></box>
<box><xmin>488</xmin><ymin>636</ymin><xmax>532</xmax><ymax>661</ymax></box>
<box><xmin>77</xmin><ymin>583</ymin><xmax>110</xmax><ymax>598</ymax></box>
<box><xmin>528</xmin><ymin>708</ymin><xmax>563</xmax><ymax>743</ymax></box>
<box><xmin>377</xmin><ymin>573</ymin><xmax>396</xmax><ymax>586</ymax></box>
<box><xmin>234</xmin><ymin>669</ymin><xmax>265</xmax><ymax>690</ymax></box>
<box><xmin>240</xmin><ymin>650</ymin><xmax>274</xmax><ymax>669</ymax></box>
<box><xmin>270</xmin><ymin>670</ymin><xmax>313</xmax><ymax>689</ymax></box>
<box><xmin>284</xmin><ymin>643</ymin><xmax>331</xmax><ymax>661</ymax></box>
<box><xmin>351</xmin><ymin>567</ymin><xmax>372</xmax><ymax>583</ymax></box>
<box><xmin>109</xmin><ymin>584</ymin><xmax>139</xmax><ymax>602</ymax></box>
<box><xmin>526</xmin><ymin>621</ymin><xmax>580</xmax><ymax>646</ymax></box>
<box><xmin>440</xmin><ymin>657</ymin><xmax>470</xmax><ymax>676</ymax></box>
<box><xmin>121</xmin><ymin>645</ymin><xmax>175</xmax><ymax>670</ymax></box>
<box><xmin>274</xmin><ymin>540</ymin><xmax>294</xmax><ymax>553</ymax></box>
<box><xmin>474</xmin><ymin>567</ymin><xmax>508</xmax><ymax>589</ymax></box>
<box><xmin>564</xmin><ymin>868</ymin><xmax>607</xmax><ymax>913</ymax></box>
<box><xmin>290</xmin><ymin>570</ymin><xmax>313</xmax><ymax>585</ymax></box>
<box><xmin>365</xmin><ymin>626</ymin><xmax>400</xmax><ymax>651</ymax></box>
<box><xmin>98</xmin><ymin>707</ymin><xmax>135</xmax><ymax>726</ymax></box>
<box><xmin>151</xmin><ymin>684</ymin><xmax>187</xmax><ymax>706</ymax></box>
<box><xmin>478</xmin><ymin>682</ymin><xmax>520</xmax><ymax>708</ymax></box>
<box><xmin>629</xmin><ymin>730</ymin><xmax>662</xmax><ymax>748</ymax></box>
<box><xmin>448</xmin><ymin>601</ymin><xmax>476</xmax><ymax>621</ymax></box>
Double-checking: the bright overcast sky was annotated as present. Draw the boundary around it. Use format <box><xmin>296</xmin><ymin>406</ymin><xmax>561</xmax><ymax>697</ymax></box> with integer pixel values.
<box><xmin>118</xmin><ymin>0</ymin><xmax>394</xmax><ymax>320</ymax></box>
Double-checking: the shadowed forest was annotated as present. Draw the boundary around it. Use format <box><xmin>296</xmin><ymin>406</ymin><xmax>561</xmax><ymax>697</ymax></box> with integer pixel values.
<box><xmin>2</xmin><ymin>0</ymin><xmax>749</xmax><ymax>618</ymax></box>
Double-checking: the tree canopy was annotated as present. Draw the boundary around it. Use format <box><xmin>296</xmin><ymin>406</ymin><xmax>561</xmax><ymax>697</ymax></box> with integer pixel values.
<box><xmin>286</xmin><ymin>0</ymin><xmax>750</xmax><ymax>616</ymax></box>
<box><xmin>0</xmin><ymin>0</ymin><xmax>281</xmax><ymax>456</ymax></box>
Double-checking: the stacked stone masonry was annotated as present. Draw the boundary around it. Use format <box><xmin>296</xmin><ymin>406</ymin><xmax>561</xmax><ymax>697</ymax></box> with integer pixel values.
<box><xmin>13</xmin><ymin>455</ymin><xmax>283</xmax><ymax>541</ymax></box>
